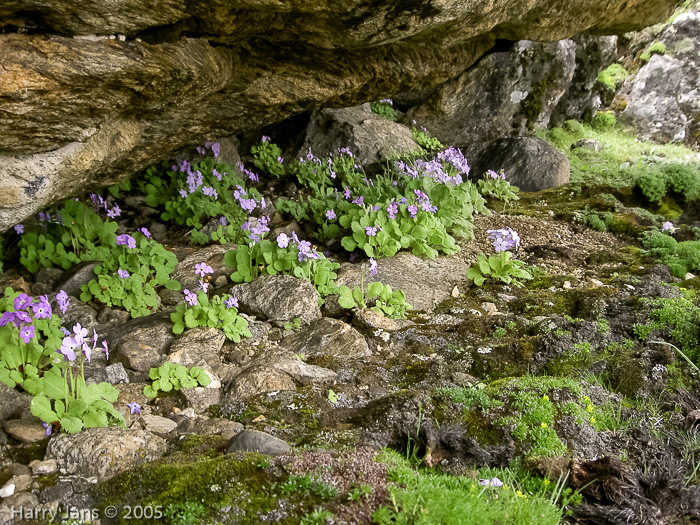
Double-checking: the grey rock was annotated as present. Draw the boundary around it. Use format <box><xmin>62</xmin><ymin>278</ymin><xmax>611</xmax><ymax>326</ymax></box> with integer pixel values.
<box><xmin>298</xmin><ymin>104</ymin><xmax>422</xmax><ymax>172</ymax></box>
<box><xmin>57</xmin><ymin>297</ymin><xmax>99</xmax><ymax>334</ymax></box>
<box><xmin>182</xmin><ymin>387</ymin><xmax>221</xmax><ymax>414</ymax></box>
<box><xmin>30</xmin><ymin>459</ymin><xmax>58</xmax><ymax>476</ymax></box>
<box><xmin>140</xmin><ymin>415</ymin><xmax>177</xmax><ymax>434</ymax></box>
<box><xmin>336</xmin><ymin>251</ymin><xmax>468</xmax><ymax>312</ymax></box>
<box><xmin>6</xmin><ymin>475</ymin><xmax>31</xmax><ymax>493</ymax></box>
<box><xmin>227</xmin><ymin>366</ymin><xmax>296</xmax><ymax>400</ymax></box>
<box><xmin>571</xmin><ymin>139</ymin><xmax>603</xmax><ymax>151</ymax></box>
<box><xmin>3</xmin><ymin>420</ymin><xmax>48</xmax><ymax>443</ymax></box>
<box><xmin>227</xmin><ymin>430</ymin><xmax>290</xmax><ymax>456</ymax></box>
<box><xmin>0</xmin><ymin>491</ymin><xmax>38</xmax><ymax>508</ymax></box>
<box><xmin>168</xmin><ymin>327</ymin><xmax>226</xmax><ymax>365</ymax></box>
<box><xmin>52</xmin><ymin>261</ymin><xmax>100</xmax><ymax>297</ymax></box>
<box><xmin>407</xmin><ymin>40</ymin><xmax>576</xmax><ymax>155</ymax></box>
<box><xmin>232</xmin><ymin>274</ymin><xmax>321</xmax><ymax>325</ymax></box>
<box><xmin>283</xmin><ymin>318</ymin><xmax>370</xmax><ymax>359</ymax></box>
<box><xmin>45</xmin><ymin>428</ymin><xmax>168</xmax><ymax>482</ymax></box>
<box><xmin>0</xmin><ymin>383</ymin><xmax>31</xmax><ymax>421</ymax></box>
<box><xmin>111</xmin><ymin>314</ymin><xmax>174</xmax><ymax>372</ymax></box>
<box><xmin>177</xmin><ymin>417</ymin><xmax>243</xmax><ymax>440</ymax></box>
<box><xmin>471</xmin><ymin>137</ymin><xmax>570</xmax><ymax>192</ymax></box>
<box><xmin>105</xmin><ymin>363</ymin><xmax>130</xmax><ymax>384</ymax></box>
<box><xmin>171</xmin><ymin>244</ymin><xmax>233</xmax><ymax>293</ymax></box>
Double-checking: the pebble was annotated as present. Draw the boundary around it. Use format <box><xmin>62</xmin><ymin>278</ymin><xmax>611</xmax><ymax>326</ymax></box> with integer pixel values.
<box><xmin>30</xmin><ymin>459</ymin><xmax>58</xmax><ymax>476</ymax></box>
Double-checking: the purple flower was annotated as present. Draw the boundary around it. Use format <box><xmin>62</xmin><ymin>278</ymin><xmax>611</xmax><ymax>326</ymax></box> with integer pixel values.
<box><xmin>184</xmin><ymin>289</ymin><xmax>198</xmax><ymax>306</ymax></box>
<box><xmin>14</xmin><ymin>224</ymin><xmax>24</xmax><ymax>235</ymax></box>
<box><xmin>387</xmin><ymin>202</ymin><xmax>398</xmax><ymax>220</ymax></box>
<box><xmin>408</xmin><ymin>205</ymin><xmax>418</xmax><ymax>219</ymax></box>
<box><xmin>39</xmin><ymin>211</ymin><xmax>51</xmax><ymax>222</ymax></box>
<box><xmin>19</xmin><ymin>325</ymin><xmax>35</xmax><ymax>343</ymax></box>
<box><xmin>219</xmin><ymin>216</ymin><xmax>228</xmax><ymax>227</ymax></box>
<box><xmin>352</xmin><ymin>196</ymin><xmax>364</xmax><ymax>206</ymax></box>
<box><xmin>261</xmin><ymin>135</ymin><xmax>270</xmax><ymax>143</ymax></box>
<box><xmin>196</xmin><ymin>146</ymin><xmax>206</xmax><ymax>155</ymax></box>
<box><xmin>171</xmin><ymin>165</ymin><xmax>178</xmax><ymax>172</ymax></box>
<box><xmin>213</xmin><ymin>168</ymin><xmax>222</xmax><ymax>181</ymax></box>
<box><xmin>487</xmin><ymin>228</ymin><xmax>521</xmax><ymax>252</ymax></box>
<box><xmin>212</xmin><ymin>142</ymin><xmax>220</xmax><ymax>158</ymax></box>
<box><xmin>197</xmin><ymin>280</ymin><xmax>209</xmax><ymax>293</ymax></box>
<box><xmin>343</xmin><ymin>187</ymin><xmax>352</xmax><ymax>200</ymax></box>
<box><xmin>42</xmin><ymin>422</ymin><xmax>52</xmax><ymax>436</ymax></box>
<box><xmin>138</xmin><ymin>227</ymin><xmax>151</xmax><ymax>239</ymax></box>
<box><xmin>127</xmin><ymin>402</ymin><xmax>141</xmax><ymax>415</ymax></box>
<box><xmin>72</xmin><ymin>323</ymin><xmax>88</xmax><ymax>345</ymax></box>
<box><xmin>56</xmin><ymin>290</ymin><xmax>69</xmax><ymax>314</ymax></box>
<box><xmin>32</xmin><ymin>297</ymin><xmax>52</xmax><ymax>320</ymax></box>
<box><xmin>277</xmin><ymin>233</ymin><xmax>290</xmax><ymax>249</ymax></box>
<box><xmin>106</xmin><ymin>205</ymin><xmax>121</xmax><ymax>219</ymax></box>
<box><xmin>662</xmin><ymin>221</ymin><xmax>675</xmax><ymax>232</ymax></box>
<box><xmin>102</xmin><ymin>341</ymin><xmax>109</xmax><ymax>360</ymax></box>
<box><xmin>14</xmin><ymin>293</ymin><xmax>32</xmax><ymax>311</ymax></box>
<box><xmin>59</xmin><ymin>336</ymin><xmax>78</xmax><ymax>361</ymax></box>
<box><xmin>179</xmin><ymin>189</ymin><xmax>187</xmax><ymax>199</ymax></box>
<box><xmin>239</xmin><ymin>198</ymin><xmax>257</xmax><ymax>212</ymax></box>
<box><xmin>116</xmin><ymin>234</ymin><xmax>136</xmax><ymax>249</ymax></box>
<box><xmin>225</xmin><ymin>296</ymin><xmax>239</xmax><ymax>309</ymax></box>
<box><xmin>195</xmin><ymin>262</ymin><xmax>214</xmax><ymax>277</ymax></box>
<box><xmin>365</xmin><ymin>226</ymin><xmax>378</xmax><ymax>237</ymax></box>
<box><xmin>379</xmin><ymin>98</ymin><xmax>393</xmax><ymax>105</ymax></box>
<box><xmin>277</xmin><ymin>156</ymin><xmax>284</xmax><ymax>163</ymax></box>
<box><xmin>117</xmin><ymin>269</ymin><xmax>130</xmax><ymax>279</ymax></box>
<box><xmin>326</xmin><ymin>209</ymin><xmax>336</xmax><ymax>220</ymax></box>
<box><xmin>202</xmin><ymin>186</ymin><xmax>218</xmax><ymax>200</ymax></box>
<box><xmin>369</xmin><ymin>258</ymin><xmax>378</xmax><ymax>277</ymax></box>
<box><xmin>479</xmin><ymin>477</ymin><xmax>503</xmax><ymax>487</ymax></box>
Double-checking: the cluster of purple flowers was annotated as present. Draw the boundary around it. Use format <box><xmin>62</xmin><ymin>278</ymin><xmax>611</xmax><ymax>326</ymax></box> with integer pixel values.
<box><xmin>662</xmin><ymin>221</ymin><xmax>675</xmax><ymax>232</ymax></box>
<box><xmin>90</xmin><ymin>193</ymin><xmax>121</xmax><ymax>219</ymax></box>
<box><xmin>224</xmin><ymin>296</ymin><xmax>239</xmax><ymax>309</ymax></box>
<box><xmin>242</xmin><ymin>216</ymin><xmax>270</xmax><ymax>242</ymax></box>
<box><xmin>183</xmin><ymin>289</ymin><xmax>198</xmax><ymax>306</ymax></box>
<box><xmin>59</xmin><ymin>323</ymin><xmax>108</xmax><ymax>363</ymax></box>
<box><xmin>0</xmin><ymin>292</ymin><xmax>66</xmax><ymax>338</ymax></box>
<box><xmin>393</xmin><ymin>148</ymin><xmax>469</xmax><ymax>187</ymax></box>
<box><xmin>486</xmin><ymin>169</ymin><xmax>507</xmax><ymax>180</ymax></box>
<box><xmin>194</xmin><ymin>141</ymin><xmax>221</xmax><ymax>158</ymax></box>
<box><xmin>233</xmin><ymin>185</ymin><xmax>258</xmax><ymax>213</ymax></box>
<box><xmin>437</xmin><ymin>147</ymin><xmax>471</xmax><ymax>178</ymax></box>
<box><xmin>186</xmin><ymin>170</ymin><xmax>204</xmax><ymax>193</ymax></box>
<box><xmin>14</xmin><ymin>224</ymin><xmax>24</xmax><ymax>235</ymax></box>
<box><xmin>326</xmin><ymin>210</ymin><xmax>336</xmax><ymax>220</ymax></box>
<box><xmin>414</xmin><ymin>189</ymin><xmax>438</xmax><ymax>213</ymax></box>
<box><xmin>276</xmin><ymin>232</ymin><xmax>321</xmax><ymax>262</ymax></box>
<box><xmin>487</xmin><ymin>228</ymin><xmax>521</xmax><ymax>252</ymax></box>
<box><xmin>194</xmin><ymin>262</ymin><xmax>213</xmax><ymax>292</ymax></box>
<box><xmin>379</xmin><ymin>99</ymin><xmax>393</xmax><ymax>105</ymax></box>
<box><xmin>237</xmin><ymin>162</ymin><xmax>259</xmax><ymax>183</ymax></box>
<box><xmin>116</xmin><ymin>234</ymin><xmax>137</xmax><ymax>249</ymax></box>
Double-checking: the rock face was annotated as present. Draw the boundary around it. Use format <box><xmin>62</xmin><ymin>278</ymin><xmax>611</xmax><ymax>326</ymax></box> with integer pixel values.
<box><xmin>406</xmin><ymin>40</ymin><xmax>577</xmax><ymax>155</ymax></box>
<box><xmin>619</xmin><ymin>12</ymin><xmax>700</xmax><ymax>145</ymax></box>
<box><xmin>0</xmin><ymin>0</ymin><xmax>678</xmax><ymax>230</ymax></box>
<box><xmin>471</xmin><ymin>137</ymin><xmax>570</xmax><ymax>192</ymax></box>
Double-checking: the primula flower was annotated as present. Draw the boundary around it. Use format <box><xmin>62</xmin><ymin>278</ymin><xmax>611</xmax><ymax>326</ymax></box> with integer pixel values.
<box><xmin>32</xmin><ymin>297</ymin><xmax>52</xmax><ymax>320</ymax></box>
<box><xmin>196</xmin><ymin>146</ymin><xmax>206</xmax><ymax>155</ymax></box>
<box><xmin>365</xmin><ymin>226</ymin><xmax>378</xmax><ymax>237</ymax></box>
<box><xmin>369</xmin><ymin>258</ymin><xmax>378</xmax><ymax>277</ymax></box>
<box><xmin>59</xmin><ymin>336</ymin><xmax>78</xmax><ymax>361</ymax></box>
<box><xmin>179</xmin><ymin>189</ymin><xmax>187</xmax><ymax>198</ymax></box>
<box><xmin>138</xmin><ymin>227</ymin><xmax>151</xmax><ymax>238</ymax></box>
<box><xmin>326</xmin><ymin>210</ymin><xmax>336</xmax><ymax>220</ymax></box>
<box><xmin>343</xmin><ymin>187</ymin><xmax>352</xmax><ymax>200</ymax></box>
<box><xmin>184</xmin><ymin>289</ymin><xmax>198</xmax><ymax>306</ymax></box>
<box><xmin>479</xmin><ymin>477</ymin><xmax>504</xmax><ymax>487</ymax></box>
<box><xmin>277</xmin><ymin>233</ymin><xmax>290</xmax><ymax>249</ymax></box>
<box><xmin>72</xmin><ymin>323</ymin><xmax>88</xmax><ymax>345</ymax></box>
<box><xmin>202</xmin><ymin>186</ymin><xmax>218</xmax><ymax>199</ymax></box>
<box><xmin>662</xmin><ymin>221</ymin><xmax>675</xmax><ymax>232</ymax></box>
<box><xmin>42</xmin><ymin>422</ymin><xmax>53</xmax><ymax>436</ymax></box>
<box><xmin>56</xmin><ymin>290</ymin><xmax>69</xmax><ymax>314</ymax></box>
<box><xmin>14</xmin><ymin>293</ymin><xmax>32</xmax><ymax>311</ymax></box>
<box><xmin>261</xmin><ymin>135</ymin><xmax>270</xmax><ymax>143</ymax></box>
<box><xmin>102</xmin><ymin>341</ymin><xmax>109</xmax><ymax>360</ymax></box>
<box><xmin>277</xmin><ymin>156</ymin><xmax>284</xmax><ymax>163</ymax></box>
<box><xmin>19</xmin><ymin>325</ymin><xmax>35</xmax><ymax>343</ymax></box>
<box><xmin>211</xmin><ymin>142</ymin><xmax>220</xmax><ymax>157</ymax></box>
<box><xmin>225</xmin><ymin>296</ymin><xmax>239</xmax><ymax>309</ymax></box>
<box><xmin>127</xmin><ymin>402</ymin><xmax>141</xmax><ymax>415</ymax></box>
<box><xmin>195</xmin><ymin>262</ymin><xmax>213</xmax><ymax>277</ymax></box>
<box><xmin>213</xmin><ymin>168</ymin><xmax>222</xmax><ymax>181</ymax></box>
<box><xmin>352</xmin><ymin>196</ymin><xmax>364</xmax><ymax>206</ymax></box>
<box><xmin>197</xmin><ymin>280</ymin><xmax>209</xmax><ymax>293</ymax></box>
<box><xmin>116</xmin><ymin>234</ymin><xmax>136</xmax><ymax>249</ymax></box>
<box><xmin>219</xmin><ymin>216</ymin><xmax>228</xmax><ymax>227</ymax></box>
<box><xmin>106</xmin><ymin>205</ymin><xmax>121</xmax><ymax>219</ymax></box>
<box><xmin>387</xmin><ymin>202</ymin><xmax>398</xmax><ymax>219</ymax></box>
<box><xmin>14</xmin><ymin>224</ymin><xmax>24</xmax><ymax>234</ymax></box>
<box><xmin>408</xmin><ymin>205</ymin><xmax>418</xmax><ymax>218</ymax></box>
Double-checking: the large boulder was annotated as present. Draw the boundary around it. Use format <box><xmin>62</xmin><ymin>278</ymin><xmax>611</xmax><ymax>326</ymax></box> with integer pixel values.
<box><xmin>406</xmin><ymin>39</ymin><xmax>576</xmax><ymax>155</ymax></box>
<box><xmin>0</xmin><ymin>0</ymin><xmax>678</xmax><ymax>230</ymax></box>
<box><xmin>471</xmin><ymin>137</ymin><xmax>570</xmax><ymax>192</ymax></box>
<box><xmin>619</xmin><ymin>12</ymin><xmax>700</xmax><ymax>145</ymax></box>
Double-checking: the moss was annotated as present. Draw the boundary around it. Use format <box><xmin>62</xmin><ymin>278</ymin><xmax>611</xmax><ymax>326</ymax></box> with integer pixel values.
<box><xmin>6</xmin><ymin>442</ymin><xmax>48</xmax><ymax>465</ymax></box>
<box><xmin>521</xmin><ymin>74</ymin><xmax>555</xmax><ymax>130</ymax></box>
<box><xmin>597</xmin><ymin>64</ymin><xmax>628</xmax><ymax>92</ymax></box>
<box><xmin>176</xmin><ymin>435</ymin><xmax>229</xmax><ymax>456</ymax></box>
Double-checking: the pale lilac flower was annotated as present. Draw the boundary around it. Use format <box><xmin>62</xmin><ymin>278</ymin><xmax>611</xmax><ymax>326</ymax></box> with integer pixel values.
<box><xmin>219</xmin><ymin>216</ymin><xmax>228</xmax><ymax>227</ymax></box>
<box><xmin>127</xmin><ymin>402</ymin><xmax>141</xmax><ymax>415</ymax></box>
<box><xmin>352</xmin><ymin>196</ymin><xmax>364</xmax><ymax>206</ymax></box>
<box><xmin>59</xmin><ymin>336</ymin><xmax>78</xmax><ymax>361</ymax></box>
<box><xmin>197</xmin><ymin>280</ymin><xmax>209</xmax><ymax>293</ymax></box>
<box><xmin>72</xmin><ymin>323</ymin><xmax>88</xmax><ymax>345</ymax></box>
<box><xmin>326</xmin><ymin>210</ymin><xmax>336</xmax><ymax>220</ymax></box>
<box><xmin>14</xmin><ymin>224</ymin><xmax>24</xmax><ymax>234</ymax></box>
<box><xmin>369</xmin><ymin>258</ymin><xmax>378</xmax><ymax>277</ymax></box>
<box><xmin>408</xmin><ymin>205</ymin><xmax>418</xmax><ymax>219</ymax></box>
<box><xmin>138</xmin><ymin>227</ymin><xmax>151</xmax><ymax>239</ymax></box>
<box><xmin>179</xmin><ymin>189</ymin><xmax>187</xmax><ymax>199</ymax></box>
<box><xmin>213</xmin><ymin>168</ymin><xmax>222</xmax><ymax>181</ymax></box>
<box><xmin>225</xmin><ymin>296</ymin><xmax>239</xmax><ymax>309</ymax></box>
<box><xmin>239</xmin><ymin>198</ymin><xmax>257</xmax><ymax>212</ymax></box>
<box><xmin>261</xmin><ymin>135</ymin><xmax>270</xmax><ymax>143</ymax></box>
<box><xmin>14</xmin><ymin>293</ymin><xmax>32</xmax><ymax>311</ymax></box>
<box><xmin>32</xmin><ymin>296</ymin><xmax>52</xmax><ymax>319</ymax></box>
<box><xmin>479</xmin><ymin>477</ymin><xmax>503</xmax><ymax>487</ymax></box>
<box><xmin>102</xmin><ymin>340</ymin><xmax>109</xmax><ymax>360</ymax></box>
<box><xmin>116</xmin><ymin>234</ymin><xmax>136</xmax><ymax>249</ymax></box>
<box><xmin>196</xmin><ymin>146</ymin><xmax>206</xmax><ymax>155</ymax></box>
<box><xmin>42</xmin><ymin>422</ymin><xmax>52</xmax><ymax>436</ymax></box>
<box><xmin>379</xmin><ymin>98</ymin><xmax>393</xmax><ymax>105</ymax></box>
<box><xmin>202</xmin><ymin>186</ymin><xmax>218</xmax><ymax>199</ymax></box>
<box><xmin>106</xmin><ymin>205</ymin><xmax>121</xmax><ymax>219</ymax></box>
<box><xmin>343</xmin><ymin>186</ymin><xmax>352</xmax><ymax>200</ymax></box>
<box><xmin>56</xmin><ymin>290</ymin><xmax>69</xmax><ymax>314</ymax></box>
<box><xmin>194</xmin><ymin>262</ymin><xmax>213</xmax><ymax>277</ymax></box>
<box><xmin>277</xmin><ymin>156</ymin><xmax>284</xmax><ymax>163</ymax></box>
<box><xmin>19</xmin><ymin>325</ymin><xmax>35</xmax><ymax>344</ymax></box>
<box><xmin>212</xmin><ymin>142</ymin><xmax>220</xmax><ymax>157</ymax></box>
<box><xmin>365</xmin><ymin>226</ymin><xmax>378</xmax><ymax>237</ymax></box>
<box><xmin>387</xmin><ymin>202</ymin><xmax>398</xmax><ymax>219</ymax></box>
<box><xmin>117</xmin><ymin>269</ymin><xmax>130</xmax><ymax>279</ymax></box>
<box><xmin>183</xmin><ymin>289</ymin><xmax>198</xmax><ymax>306</ymax></box>
<box><xmin>277</xmin><ymin>233</ymin><xmax>290</xmax><ymax>249</ymax></box>
<box><xmin>39</xmin><ymin>211</ymin><xmax>51</xmax><ymax>222</ymax></box>
<box><xmin>662</xmin><ymin>221</ymin><xmax>675</xmax><ymax>232</ymax></box>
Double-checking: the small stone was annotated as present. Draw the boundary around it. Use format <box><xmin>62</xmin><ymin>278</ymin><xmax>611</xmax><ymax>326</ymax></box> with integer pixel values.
<box><xmin>30</xmin><ymin>459</ymin><xmax>58</xmax><ymax>476</ymax></box>
<box><xmin>3</xmin><ymin>420</ymin><xmax>48</xmax><ymax>443</ymax></box>
<box><xmin>141</xmin><ymin>415</ymin><xmax>177</xmax><ymax>434</ymax></box>
<box><xmin>686</xmin><ymin>273</ymin><xmax>696</xmax><ymax>280</ymax></box>
<box><xmin>1</xmin><ymin>490</ymin><xmax>38</xmax><ymax>507</ymax></box>
<box><xmin>105</xmin><ymin>363</ymin><xmax>130</xmax><ymax>384</ymax></box>
<box><xmin>7</xmin><ymin>474</ymin><xmax>31</xmax><ymax>493</ymax></box>
<box><xmin>451</xmin><ymin>286</ymin><xmax>460</xmax><ymax>298</ymax></box>
<box><xmin>481</xmin><ymin>302</ymin><xmax>498</xmax><ymax>315</ymax></box>
<box><xmin>571</xmin><ymin>139</ymin><xmax>603</xmax><ymax>152</ymax></box>
<box><xmin>227</xmin><ymin>429</ymin><xmax>290</xmax><ymax>455</ymax></box>
<box><xmin>588</xmin><ymin>279</ymin><xmax>604</xmax><ymax>288</ymax></box>
<box><xmin>182</xmin><ymin>387</ymin><xmax>221</xmax><ymax>414</ymax></box>
<box><xmin>563</xmin><ymin>281</ymin><xmax>571</xmax><ymax>289</ymax></box>
<box><xmin>252</xmin><ymin>415</ymin><xmax>266</xmax><ymax>423</ymax></box>
<box><xmin>0</xmin><ymin>483</ymin><xmax>14</xmax><ymax>498</ymax></box>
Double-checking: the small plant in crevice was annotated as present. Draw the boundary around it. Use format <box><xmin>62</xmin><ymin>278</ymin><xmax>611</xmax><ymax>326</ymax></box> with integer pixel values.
<box><xmin>642</xmin><ymin>229</ymin><xmax>700</xmax><ymax>278</ymax></box>
<box><xmin>640</xmin><ymin>41</ymin><xmax>667</xmax><ymax>63</ymax></box>
<box><xmin>467</xmin><ymin>228</ymin><xmax>532</xmax><ymax>287</ymax></box>
<box><xmin>251</xmin><ymin>135</ymin><xmax>286</xmax><ymax>178</ymax></box>
<box><xmin>596</xmin><ymin>63</ymin><xmax>628</xmax><ymax>92</ymax></box>
<box><xmin>163</xmin><ymin>502</ymin><xmax>207</xmax><ymax>525</ymax></box>
<box><xmin>170</xmin><ymin>264</ymin><xmax>251</xmax><ymax>342</ymax></box>
<box><xmin>410</xmin><ymin>122</ymin><xmax>444</xmax><ymax>152</ymax></box>
<box><xmin>370</xmin><ymin>99</ymin><xmax>398</xmax><ymax>122</ymax></box>
<box><xmin>143</xmin><ymin>362</ymin><xmax>212</xmax><ymax>399</ymax></box>
<box><xmin>477</xmin><ymin>170</ymin><xmax>520</xmax><ymax>207</ymax></box>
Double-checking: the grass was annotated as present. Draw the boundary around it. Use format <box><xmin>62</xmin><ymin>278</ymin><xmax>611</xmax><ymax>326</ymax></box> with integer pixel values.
<box><xmin>539</xmin><ymin>123</ymin><xmax>700</xmax><ymax>188</ymax></box>
<box><xmin>373</xmin><ymin>450</ymin><xmax>572</xmax><ymax>524</ymax></box>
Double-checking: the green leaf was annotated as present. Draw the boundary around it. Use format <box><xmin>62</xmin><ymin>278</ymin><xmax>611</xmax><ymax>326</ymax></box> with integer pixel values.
<box><xmin>341</xmin><ymin>236</ymin><xmax>357</xmax><ymax>252</ymax></box>
<box><xmin>366</xmin><ymin>282</ymin><xmax>383</xmax><ymax>299</ymax></box>
<box><xmin>59</xmin><ymin>416</ymin><xmax>83</xmax><ymax>434</ymax></box>
<box><xmin>82</xmin><ymin>409</ymin><xmax>108</xmax><ymax>428</ymax></box>
<box><xmin>30</xmin><ymin>395</ymin><xmax>58</xmax><ymax>423</ymax></box>
<box><xmin>338</xmin><ymin>287</ymin><xmax>357</xmax><ymax>309</ymax></box>
<box><xmin>143</xmin><ymin>385</ymin><xmax>158</xmax><ymax>398</ymax></box>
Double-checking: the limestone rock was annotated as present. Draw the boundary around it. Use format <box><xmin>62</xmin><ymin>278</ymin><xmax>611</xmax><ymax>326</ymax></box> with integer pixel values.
<box><xmin>140</xmin><ymin>415</ymin><xmax>177</xmax><ymax>434</ymax></box>
<box><xmin>0</xmin><ymin>0</ymin><xmax>676</xmax><ymax>230</ymax></box>
<box><xmin>0</xmin><ymin>383</ymin><xmax>31</xmax><ymax>422</ymax></box>
<box><xmin>3</xmin><ymin>420</ymin><xmax>47</xmax><ymax>444</ymax></box>
<box><xmin>227</xmin><ymin>366</ymin><xmax>296</xmax><ymax>400</ymax></box>
<box><xmin>298</xmin><ymin>105</ymin><xmax>422</xmax><ymax>171</ymax></box>
<box><xmin>283</xmin><ymin>318</ymin><xmax>370</xmax><ymax>359</ymax></box>
<box><xmin>182</xmin><ymin>387</ymin><xmax>221</xmax><ymax>414</ymax></box>
<box><xmin>471</xmin><ymin>137</ymin><xmax>570</xmax><ymax>192</ymax></box>
<box><xmin>232</xmin><ymin>274</ymin><xmax>321</xmax><ymax>325</ymax></box>
<box><xmin>336</xmin><ymin>251</ymin><xmax>468</xmax><ymax>312</ymax></box>
<box><xmin>167</xmin><ymin>327</ymin><xmax>226</xmax><ymax>367</ymax></box>
<box><xmin>407</xmin><ymin>40</ymin><xmax>576</xmax><ymax>155</ymax></box>
<box><xmin>171</xmin><ymin>245</ymin><xmax>233</xmax><ymax>293</ymax></box>
<box><xmin>45</xmin><ymin>428</ymin><xmax>168</xmax><ymax>482</ymax></box>
<box><xmin>227</xmin><ymin>430</ymin><xmax>290</xmax><ymax>456</ymax></box>
<box><xmin>110</xmin><ymin>313</ymin><xmax>174</xmax><ymax>372</ymax></box>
